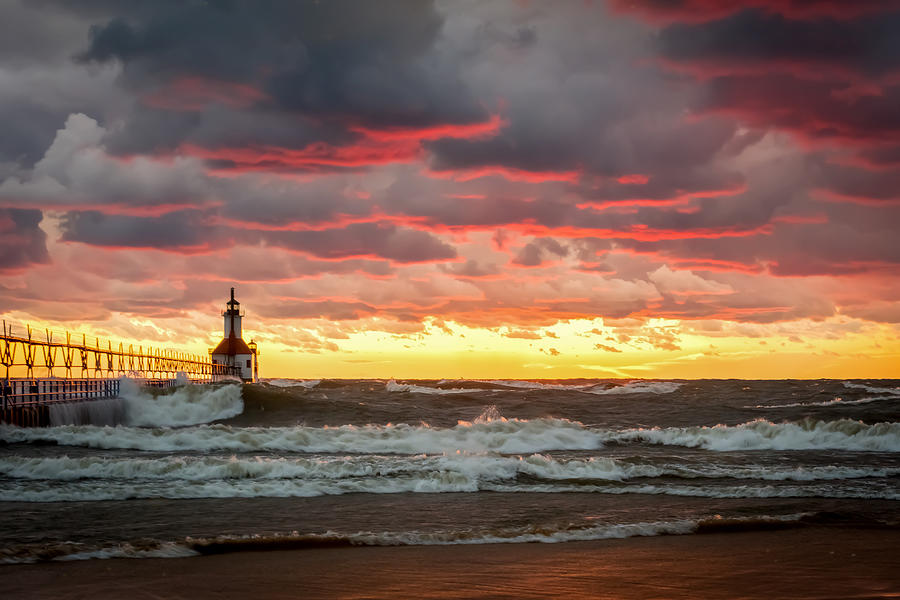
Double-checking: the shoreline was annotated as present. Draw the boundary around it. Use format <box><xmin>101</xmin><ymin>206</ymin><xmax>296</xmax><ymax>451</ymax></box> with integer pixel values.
<box><xmin>3</xmin><ymin>527</ymin><xmax>899</xmax><ymax>599</ymax></box>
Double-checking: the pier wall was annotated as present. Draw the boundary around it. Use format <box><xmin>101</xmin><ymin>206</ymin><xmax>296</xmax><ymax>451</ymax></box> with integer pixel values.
<box><xmin>0</xmin><ymin>377</ymin><xmax>174</xmax><ymax>427</ymax></box>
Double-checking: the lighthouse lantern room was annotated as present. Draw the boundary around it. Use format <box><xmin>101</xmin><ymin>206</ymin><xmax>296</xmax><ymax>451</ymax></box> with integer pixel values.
<box><xmin>209</xmin><ymin>287</ymin><xmax>258</xmax><ymax>382</ymax></box>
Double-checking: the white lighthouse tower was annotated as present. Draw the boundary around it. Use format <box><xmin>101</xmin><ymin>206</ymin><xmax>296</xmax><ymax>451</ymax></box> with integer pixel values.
<box><xmin>209</xmin><ymin>287</ymin><xmax>258</xmax><ymax>382</ymax></box>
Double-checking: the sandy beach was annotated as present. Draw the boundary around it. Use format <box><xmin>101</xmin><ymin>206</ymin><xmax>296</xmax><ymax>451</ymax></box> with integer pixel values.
<box><xmin>3</xmin><ymin>527</ymin><xmax>898</xmax><ymax>600</ymax></box>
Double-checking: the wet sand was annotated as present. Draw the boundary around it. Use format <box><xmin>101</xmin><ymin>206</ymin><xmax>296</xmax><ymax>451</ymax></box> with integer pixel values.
<box><xmin>3</xmin><ymin>528</ymin><xmax>899</xmax><ymax>599</ymax></box>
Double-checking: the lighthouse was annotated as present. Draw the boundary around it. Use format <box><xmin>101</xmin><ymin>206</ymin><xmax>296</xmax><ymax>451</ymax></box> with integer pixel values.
<box><xmin>209</xmin><ymin>288</ymin><xmax>258</xmax><ymax>382</ymax></box>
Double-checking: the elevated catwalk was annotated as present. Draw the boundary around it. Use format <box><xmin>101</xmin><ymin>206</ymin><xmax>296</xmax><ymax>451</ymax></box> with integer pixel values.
<box><xmin>1</xmin><ymin>321</ymin><xmax>241</xmax><ymax>427</ymax></box>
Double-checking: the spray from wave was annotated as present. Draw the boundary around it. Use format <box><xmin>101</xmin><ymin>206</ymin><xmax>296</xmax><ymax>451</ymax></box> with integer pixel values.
<box><xmin>120</xmin><ymin>380</ymin><xmax>244</xmax><ymax>427</ymax></box>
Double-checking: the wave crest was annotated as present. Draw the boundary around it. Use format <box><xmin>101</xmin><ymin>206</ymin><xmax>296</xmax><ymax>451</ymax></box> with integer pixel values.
<box><xmin>386</xmin><ymin>380</ymin><xmax>486</xmax><ymax>395</ymax></box>
<box><xmin>610</xmin><ymin>418</ymin><xmax>900</xmax><ymax>451</ymax></box>
<box><xmin>0</xmin><ymin>416</ymin><xmax>597</xmax><ymax>455</ymax></box>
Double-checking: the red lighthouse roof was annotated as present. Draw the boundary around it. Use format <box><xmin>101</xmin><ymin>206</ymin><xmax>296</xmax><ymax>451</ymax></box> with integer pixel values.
<box><xmin>211</xmin><ymin>336</ymin><xmax>252</xmax><ymax>356</ymax></box>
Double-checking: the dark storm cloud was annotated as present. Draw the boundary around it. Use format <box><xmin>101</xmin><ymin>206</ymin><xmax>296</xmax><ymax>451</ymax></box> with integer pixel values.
<box><xmin>697</xmin><ymin>75</ymin><xmax>900</xmax><ymax>143</ymax></box>
<box><xmin>424</xmin><ymin>20</ymin><xmax>741</xmax><ymax>187</ymax></box>
<box><xmin>427</xmin><ymin>103</ymin><xmax>738</xmax><ymax>178</ymax></box>
<box><xmin>72</xmin><ymin>0</ymin><xmax>486</xmax><ymax>154</ymax></box>
<box><xmin>657</xmin><ymin>9</ymin><xmax>900</xmax><ymax>76</ymax></box>
<box><xmin>58</xmin><ymin>210</ymin><xmax>457</xmax><ymax>264</ymax></box>
<box><xmin>59</xmin><ymin>209</ymin><xmax>226</xmax><ymax>251</ymax></box>
<box><xmin>261</xmin><ymin>223</ymin><xmax>457</xmax><ymax>263</ymax></box>
<box><xmin>0</xmin><ymin>208</ymin><xmax>50</xmax><ymax>272</ymax></box>
<box><xmin>377</xmin><ymin>176</ymin><xmax>574</xmax><ymax>229</ymax></box>
<box><xmin>0</xmin><ymin>102</ymin><xmax>68</xmax><ymax>166</ymax></box>
<box><xmin>855</xmin><ymin>145</ymin><xmax>900</xmax><ymax>168</ymax></box>
<box><xmin>617</xmin><ymin>201</ymin><xmax>900</xmax><ymax>277</ymax></box>
<box><xmin>257</xmin><ymin>300</ymin><xmax>378</xmax><ymax>321</ymax></box>
<box><xmin>105</xmin><ymin>104</ymin><xmax>350</xmax><ymax>157</ymax></box>
<box><xmin>817</xmin><ymin>163</ymin><xmax>900</xmax><ymax>203</ymax></box>
<box><xmin>577</xmin><ymin>167</ymin><xmax>746</xmax><ymax>205</ymax></box>
<box><xmin>0</xmin><ymin>2</ymin><xmax>125</xmax><ymax>168</ymax></box>
<box><xmin>609</xmin><ymin>0</ymin><xmax>898</xmax><ymax>22</ymax></box>
<box><xmin>0</xmin><ymin>0</ymin><xmax>93</xmax><ymax>64</ymax></box>
<box><xmin>647</xmin><ymin>8</ymin><xmax>900</xmax><ymax>148</ymax></box>
<box><xmin>438</xmin><ymin>259</ymin><xmax>501</xmax><ymax>278</ymax></box>
<box><xmin>512</xmin><ymin>238</ymin><xmax>569</xmax><ymax>267</ymax></box>
<box><xmin>217</xmin><ymin>179</ymin><xmax>370</xmax><ymax>229</ymax></box>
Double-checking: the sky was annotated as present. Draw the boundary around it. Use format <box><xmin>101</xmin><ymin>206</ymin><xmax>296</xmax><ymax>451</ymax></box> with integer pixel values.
<box><xmin>1</xmin><ymin>0</ymin><xmax>899</xmax><ymax>379</ymax></box>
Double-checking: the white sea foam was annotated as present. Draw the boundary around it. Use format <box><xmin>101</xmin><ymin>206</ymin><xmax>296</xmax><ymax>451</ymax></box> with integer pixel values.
<box><xmin>264</xmin><ymin>379</ymin><xmax>321</xmax><ymax>389</ymax></box>
<box><xmin>386</xmin><ymin>380</ymin><xmax>486</xmax><ymax>394</ymax></box>
<box><xmin>2</xmin><ymin>449</ymin><xmax>897</xmax><ymax>502</ymax></box>
<box><xmin>587</xmin><ymin>381</ymin><xmax>683</xmax><ymax>395</ymax></box>
<box><xmin>0</xmin><ymin>513</ymin><xmax>820</xmax><ymax>563</ymax></box>
<box><xmin>843</xmin><ymin>382</ymin><xmax>900</xmax><ymax>395</ymax></box>
<box><xmin>482</xmin><ymin>380</ymin><xmax>683</xmax><ymax>394</ymax></box>
<box><xmin>608</xmin><ymin>418</ymin><xmax>900</xmax><ymax>452</ymax></box>
<box><xmin>0</xmin><ymin>417</ymin><xmax>600</xmax><ymax>454</ymax></box>
<box><xmin>7</xmin><ymin>476</ymin><xmax>894</xmax><ymax>502</ymax></box>
<box><xmin>390</xmin><ymin>379</ymin><xmax>683</xmax><ymax>395</ymax></box>
<box><xmin>119</xmin><ymin>381</ymin><xmax>244</xmax><ymax>427</ymax></box>
<box><xmin>751</xmin><ymin>396</ymin><xmax>893</xmax><ymax>409</ymax></box>
<box><xmin>483</xmin><ymin>380</ymin><xmax>597</xmax><ymax>391</ymax></box>
<box><xmin>314</xmin><ymin>520</ymin><xmax>701</xmax><ymax>546</ymax></box>
<box><xmin>502</xmin><ymin>482</ymin><xmax>898</xmax><ymax>500</ymax></box>
<box><xmin>2</xmin><ymin>452</ymin><xmax>894</xmax><ymax>484</ymax></box>
<box><xmin>0</xmin><ymin>454</ymin><xmax>433</xmax><ymax>482</ymax></box>
<box><xmin>751</xmin><ymin>381</ymin><xmax>900</xmax><ymax>408</ymax></box>
<box><xmin>58</xmin><ymin>542</ymin><xmax>198</xmax><ymax>562</ymax></box>
<box><xmin>4</xmin><ymin>417</ymin><xmax>899</xmax><ymax>454</ymax></box>
<box><xmin>0</xmin><ymin>519</ymin><xmax>720</xmax><ymax>563</ymax></box>
<box><xmin>0</xmin><ymin>541</ymin><xmax>198</xmax><ymax>564</ymax></box>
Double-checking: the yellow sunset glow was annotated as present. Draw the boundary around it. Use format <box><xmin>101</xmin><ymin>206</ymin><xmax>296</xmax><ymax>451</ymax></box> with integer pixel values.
<box><xmin>4</xmin><ymin>310</ymin><xmax>897</xmax><ymax>381</ymax></box>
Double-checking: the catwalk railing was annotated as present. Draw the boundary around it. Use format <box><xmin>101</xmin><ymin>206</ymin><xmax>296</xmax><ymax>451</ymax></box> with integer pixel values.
<box><xmin>1</xmin><ymin>321</ymin><xmax>241</xmax><ymax>418</ymax></box>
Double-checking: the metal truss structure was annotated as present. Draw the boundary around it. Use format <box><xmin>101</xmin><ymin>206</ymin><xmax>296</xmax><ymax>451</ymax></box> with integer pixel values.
<box><xmin>1</xmin><ymin>321</ymin><xmax>242</xmax><ymax>420</ymax></box>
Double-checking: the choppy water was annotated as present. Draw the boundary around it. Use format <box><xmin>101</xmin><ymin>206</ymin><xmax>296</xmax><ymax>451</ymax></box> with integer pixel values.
<box><xmin>1</xmin><ymin>378</ymin><xmax>898</xmax><ymax>563</ymax></box>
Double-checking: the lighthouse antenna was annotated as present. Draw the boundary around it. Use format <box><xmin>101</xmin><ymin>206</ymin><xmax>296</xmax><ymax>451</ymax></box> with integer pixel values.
<box><xmin>231</xmin><ymin>287</ymin><xmax>235</xmax><ymax>302</ymax></box>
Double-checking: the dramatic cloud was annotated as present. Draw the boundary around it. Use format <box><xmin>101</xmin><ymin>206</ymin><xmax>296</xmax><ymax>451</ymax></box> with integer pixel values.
<box><xmin>0</xmin><ymin>208</ymin><xmax>49</xmax><ymax>273</ymax></box>
<box><xmin>0</xmin><ymin>0</ymin><xmax>897</xmax><ymax>377</ymax></box>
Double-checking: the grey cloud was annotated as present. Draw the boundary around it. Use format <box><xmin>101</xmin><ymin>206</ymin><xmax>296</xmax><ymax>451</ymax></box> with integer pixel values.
<box><xmin>658</xmin><ymin>9</ymin><xmax>900</xmax><ymax>76</ymax></box>
<box><xmin>257</xmin><ymin>300</ymin><xmax>378</xmax><ymax>321</ymax></box>
<box><xmin>0</xmin><ymin>208</ymin><xmax>50</xmax><ymax>272</ymax></box>
<box><xmin>73</xmin><ymin>0</ymin><xmax>486</xmax><ymax>156</ymax></box>
<box><xmin>0</xmin><ymin>0</ymin><xmax>93</xmax><ymax>65</ymax></box>
<box><xmin>513</xmin><ymin>238</ymin><xmax>569</xmax><ymax>267</ymax></box>
<box><xmin>58</xmin><ymin>209</ymin><xmax>457</xmax><ymax>264</ymax></box>
<box><xmin>439</xmin><ymin>259</ymin><xmax>500</xmax><ymax>278</ymax></box>
<box><xmin>59</xmin><ymin>209</ymin><xmax>225</xmax><ymax>251</ymax></box>
<box><xmin>261</xmin><ymin>223</ymin><xmax>457</xmax><ymax>263</ymax></box>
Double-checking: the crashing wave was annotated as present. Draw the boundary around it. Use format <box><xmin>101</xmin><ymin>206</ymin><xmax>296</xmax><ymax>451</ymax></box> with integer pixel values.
<box><xmin>119</xmin><ymin>380</ymin><xmax>244</xmax><ymax>427</ymax></box>
<box><xmin>607</xmin><ymin>418</ymin><xmax>900</xmax><ymax>452</ymax></box>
